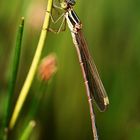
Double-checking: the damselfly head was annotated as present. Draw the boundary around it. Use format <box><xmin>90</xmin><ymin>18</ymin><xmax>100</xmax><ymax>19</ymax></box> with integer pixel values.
<box><xmin>60</xmin><ymin>0</ymin><xmax>76</xmax><ymax>9</ymax></box>
<box><xmin>65</xmin><ymin>0</ymin><xmax>76</xmax><ymax>6</ymax></box>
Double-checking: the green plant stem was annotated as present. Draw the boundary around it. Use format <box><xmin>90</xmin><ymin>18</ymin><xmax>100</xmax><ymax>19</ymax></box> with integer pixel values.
<box><xmin>30</xmin><ymin>81</ymin><xmax>48</xmax><ymax>117</ymax></box>
<box><xmin>9</xmin><ymin>0</ymin><xmax>53</xmax><ymax>129</ymax></box>
<box><xmin>0</xmin><ymin>17</ymin><xmax>25</xmax><ymax>140</ymax></box>
<box><xmin>19</xmin><ymin>120</ymin><xmax>36</xmax><ymax>140</ymax></box>
<box><xmin>5</xmin><ymin>17</ymin><xmax>24</xmax><ymax>127</ymax></box>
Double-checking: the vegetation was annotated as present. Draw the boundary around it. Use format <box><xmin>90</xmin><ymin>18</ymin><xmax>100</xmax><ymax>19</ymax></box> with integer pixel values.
<box><xmin>0</xmin><ymin>0</ymin><xmax>140</xmax><ymax>139</ymax></box>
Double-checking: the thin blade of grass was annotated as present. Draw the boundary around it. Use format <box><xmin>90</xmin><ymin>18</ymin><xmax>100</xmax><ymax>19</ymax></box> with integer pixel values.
<box><xmin>1</xmin><ymin>17</ymin><xmax>25</xmax><ymax>140</ymax></box>
<box><xmin>5</xmin><ymin>17</ymin><xmax>25</xmax><ymax>127</ymax></box>
<box><xmin>9</xmin><ymin>0</ymin><xmax>53</xmax><ymax>129</ymax></box>
<box><xmin>19</xmin><ymin>120</ymin><xmax>36</xmax><ymax>140</ymax></box>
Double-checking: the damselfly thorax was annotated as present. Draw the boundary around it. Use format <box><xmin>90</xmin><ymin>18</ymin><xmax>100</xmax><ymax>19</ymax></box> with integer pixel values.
<box><xmin>65</xmin><ymin>9</ymin><xmax>82</xmax><ymax>33</ymax></box>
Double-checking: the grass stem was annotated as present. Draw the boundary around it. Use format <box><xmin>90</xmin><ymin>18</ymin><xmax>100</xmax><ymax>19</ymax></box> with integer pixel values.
<box><xmin>9</xmin><ymin>0</ymin><xmax>53</xmax><ymax>129</ymax></box>
<box><xmin>0</xmin><ymin>17</ymin><xmax>25</xmax><ymax>140</ymax></box>
<box><xmin>6</xmin><ymin>17</ymin><xmax>24</xmax><ymax>127</ymax></box>
<box><xmin>19</xmin><ymin>120</ymin><xmax>36</xmax><ymax>140</ymax></box>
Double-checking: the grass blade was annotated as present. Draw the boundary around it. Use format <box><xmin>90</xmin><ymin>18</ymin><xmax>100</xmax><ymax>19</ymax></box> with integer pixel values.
<box><xmin>1</xmin><ymin>17</ymin><xmax>25</xmax><ymax>140</ymax></box>
<box><xmin>5</xmin><ymin>17</ymin><xmax>25</xmax><ymax>127</ymax></box>
<box><xmin>19</xmin><ymin>120</ymin><xmax>36</xmax><ymax>140</ymax></box>
<box><xmin>9</xmin><ymin>0</ymin><xmax>53</xmax><ymax>129</ymax></box>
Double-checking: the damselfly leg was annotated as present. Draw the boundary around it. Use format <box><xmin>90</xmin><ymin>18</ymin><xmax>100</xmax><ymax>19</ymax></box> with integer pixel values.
<box><xmin>47</xmin><ymin>0</ymin><xmax>66</xmax><ymax>33</ymax></box>
<box><xmin>47</xmin><ymin>12</ymin><xmax>66</xmax><ymax>33</ymax></box>
<box><xmin>53</xmin><ymin>0</ymin><xmax>63</xmax><ymax>10</ymax></box>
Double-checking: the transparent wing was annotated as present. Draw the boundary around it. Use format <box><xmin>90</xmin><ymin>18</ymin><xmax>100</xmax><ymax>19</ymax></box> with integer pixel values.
<box><xmin>75</xmin><ymin>30</ymin><xmax>109</xmax><ymax>111</ymax></box>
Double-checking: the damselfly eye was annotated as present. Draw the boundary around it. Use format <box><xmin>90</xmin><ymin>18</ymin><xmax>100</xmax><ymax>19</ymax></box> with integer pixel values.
<box><xmin>66</xmin><ymin>0</ymin><xmax>76</xmax><ymax>6</ymax></box>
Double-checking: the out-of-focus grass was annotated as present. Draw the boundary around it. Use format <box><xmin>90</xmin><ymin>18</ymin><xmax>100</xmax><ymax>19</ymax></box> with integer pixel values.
<box><xmin>0</xmin><ymin>0</ymin><xmax>140</xmax><ymax>140</ymax></box>
<box><xmin>6</xmin><ymin>17</ymin><xmax>24</xmax><ymax>129</ymax></box>
<box><xmin>9</xmin><ymin>0</ymin><xmax>53</xmax><ymax>130</ymax></box>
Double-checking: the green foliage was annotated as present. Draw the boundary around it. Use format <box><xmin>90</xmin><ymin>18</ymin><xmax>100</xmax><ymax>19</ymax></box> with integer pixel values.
<box><xmin>6</xmin><ymin>17</ymin><xmax>24</xmax><ymax>128</ymax></box>
<box><xmin>0</xmin><ymin>0</ymin><xmax>140</xmax><ymax>140</ymax></box>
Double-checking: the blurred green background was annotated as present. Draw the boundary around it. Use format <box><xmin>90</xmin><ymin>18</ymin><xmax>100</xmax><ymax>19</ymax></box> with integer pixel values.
<box><xmin>0</xmin><ymin>0</ymin><xmax>140</xmax><ymax>139</ymax></box>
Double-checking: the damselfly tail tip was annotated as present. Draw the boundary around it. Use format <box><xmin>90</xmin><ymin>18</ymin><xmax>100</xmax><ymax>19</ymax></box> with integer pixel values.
<box><xmin>100</xmin><ymin>97</ymin><xmax>109</xmax><ymax>112</ymax></box>
<box><xmin>104</xmin><ymin>97</ymin><xmax>109</xmax><ymax>106</ymax></box>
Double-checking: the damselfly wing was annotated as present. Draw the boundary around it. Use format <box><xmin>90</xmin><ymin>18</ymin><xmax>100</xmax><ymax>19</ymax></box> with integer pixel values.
<box><xmin>75</xmin><ymin>30</ymin><xmax>109</xmax><ymax>111</ymax></box>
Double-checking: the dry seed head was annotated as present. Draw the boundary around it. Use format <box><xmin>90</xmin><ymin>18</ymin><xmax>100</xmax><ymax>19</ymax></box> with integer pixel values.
<box><xmin>39</xmin><ymin>54</ymin><xmax>57</xmax><ymax>81</ymax></box>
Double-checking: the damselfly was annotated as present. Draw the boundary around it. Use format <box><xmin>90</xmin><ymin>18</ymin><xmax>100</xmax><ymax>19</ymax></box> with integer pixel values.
<box><xmin>50</xmin><ymin>0</ymin><xmax>109</xmax><ymax>112</ymax></box>
<box><xmin>48</xmin><ymin>0</ymin><xmax>109</xmax><ymax>139</ymax></box>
